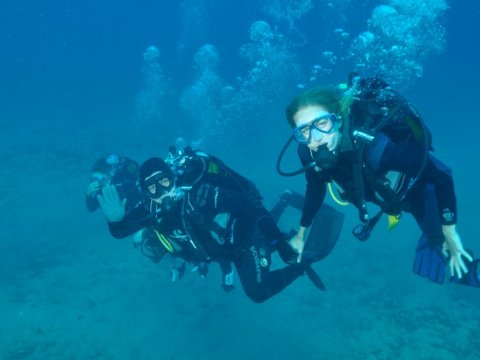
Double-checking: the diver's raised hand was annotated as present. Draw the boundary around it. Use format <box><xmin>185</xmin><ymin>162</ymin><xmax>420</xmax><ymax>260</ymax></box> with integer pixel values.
<box><xmin>442</xmin><ymin>224</ymin><xmax>473</xmax><ymax>279</ymax></box>
<box><xmin>290</xmin><ymin>227</ymin><xmax>306</xmax><ymax>263</ymax></box>
<box><xmin>97</xmin><ymin>184</ymin><xmax>126</xmax><ymax>222</ymax></box>
<box><xmin>86</xmin><ymin>181</ymin><xmax>101</xmax><ymax>197</ymax></box>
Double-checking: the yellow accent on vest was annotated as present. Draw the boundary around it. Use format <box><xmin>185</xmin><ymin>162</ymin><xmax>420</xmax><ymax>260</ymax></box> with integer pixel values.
<box><xmin>387</xmin><ymin>214</ymin><xmax>400</xmax><ymax>230</ymax></box>
<box><xmin>405</xmin><ymin>116</ymin><xmax>423</xmax><ymax>143</ymax></box>
<box><xmin>207</xmin><ymin>162</ymin><xmax>220</xmax><ymax>174</ymax></box>
<box><xmin>153</xmin><ymin>230</ymin><xmax>174</xmax><ymax>253</ymax></box>
<box><xmin>327</xmin><ymin>182</ymin><xmax>349</xmax><ymax>206</ymax></box>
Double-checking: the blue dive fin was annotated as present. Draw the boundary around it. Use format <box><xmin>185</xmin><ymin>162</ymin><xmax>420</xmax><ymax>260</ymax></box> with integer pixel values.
<box><xmin>450</xmin><ymin>250</ymin><xmax>480</xmax><ymax>288</ymax></box>
<box><xmin>413</xmin><ymin>234</ymin><xmax>447</xmax><ymax>284</ymax></box>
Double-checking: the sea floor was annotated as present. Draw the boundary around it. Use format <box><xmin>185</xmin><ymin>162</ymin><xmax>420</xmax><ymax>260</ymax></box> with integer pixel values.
<box><xmin>1</xmin><ymin>121</ymin><xmax>479</xmax><ymax>360</ymax></box>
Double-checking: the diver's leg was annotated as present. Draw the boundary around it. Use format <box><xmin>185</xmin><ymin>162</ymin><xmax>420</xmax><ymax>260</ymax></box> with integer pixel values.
<box><xmin>233</xmin><ymin>230</ymin><xmax>304</xmax><ymax>303</ymax></box>
<box><xmin>410</xmin><ymin>187</ymin><xmax>480</xmax><ymax>288</ymax></box>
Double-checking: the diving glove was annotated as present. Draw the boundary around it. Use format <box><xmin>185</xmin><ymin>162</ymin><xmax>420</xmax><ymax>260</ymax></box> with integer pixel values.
<box><xmin>273</xmin><ymin>237</ymin><xmax>298</xmax><ymax>265</ymax></box>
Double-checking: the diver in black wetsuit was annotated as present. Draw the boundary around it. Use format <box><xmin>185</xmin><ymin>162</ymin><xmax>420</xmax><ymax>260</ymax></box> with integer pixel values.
<box><xmin>85</xmin><ymin>154</ymin><xmax>168</xmax><ymax>264</ymax></box>
<box><xmin>85</xmin><ymin>154</ymin><xmax>142</xmax><ymax>213</ymax></box>
<box><xmin>278</xmin><ymin>75</ymin><xmax>479</xmax><ymax>288</ymax></box>
<box><xmin>98</xmin><ymin>149</ymin><xmax>324</xmax><ymax>303</ymax></box>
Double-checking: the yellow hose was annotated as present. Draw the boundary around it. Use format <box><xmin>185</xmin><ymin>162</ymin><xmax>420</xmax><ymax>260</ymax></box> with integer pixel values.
<box><xmin>154</xmin><ymin>230</ymin><xmax>175</xmax><ymax>253</ymax></box>
<box><xmin>327</xmin><ymin>182</ymin><xmax>349</xmax><ymax>206</ymax></box>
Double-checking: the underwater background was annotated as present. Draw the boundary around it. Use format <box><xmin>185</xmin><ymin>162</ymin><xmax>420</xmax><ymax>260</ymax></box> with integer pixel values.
<box><xmin>1</xmin><ymin>0</ymin><xmax>479</xmax><ymax>359</ymax></box>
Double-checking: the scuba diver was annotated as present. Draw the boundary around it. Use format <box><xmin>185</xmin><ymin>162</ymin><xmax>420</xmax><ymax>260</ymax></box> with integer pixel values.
<box><xmin>277</xmin><ymin>74</ymin><xmax>479</xmax><ymax>288</ymax></box>
<box><xmin>85</xmin><ymin>154</ymin><xmax>168</xmax><ymax>264</ymax></box>
<box><xmin>97</xmin><ymin>147</ymin><xmax>344</xmax><ymax>303</ymax></box>
<box><xmin>85</xmin><ymin>154</ymin><xmax>142</xmax><ymax>213</ymax></box>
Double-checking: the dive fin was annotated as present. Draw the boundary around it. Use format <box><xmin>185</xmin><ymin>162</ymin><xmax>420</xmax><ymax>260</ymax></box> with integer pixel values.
<box><xmin>269</xmin><ymin>190</ymin><xmax>344</xmax><ymax>263</ymax></box>
<box><xmin>450</xmin><ymin>250</ymin><xmax>480</xmax><ymax>288</ymax></box>
<box><xmin>413</xmin><ymin>234</ymin><xmax>447</xmax><ymax>284</ymax></box>
<box><xmin>304</xmin><ymin>265</ymin><xmax>326</xmax><ymax>291</ymax></box>
<box><xmin>302</xmin><ymin>203</ymin><xmax>345</xmax><ymax>262</ymax></box>
<box><xmin>269</xmin><ymin>190</ymin><xmax>305</xmax><ymax>223</ymax></box>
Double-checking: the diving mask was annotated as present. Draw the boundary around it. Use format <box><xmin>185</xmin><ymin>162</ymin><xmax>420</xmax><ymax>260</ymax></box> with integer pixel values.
<box><xmin>143</xmin><ymin>171</ymin><xmax>181</xmax><ymax>211</ymax></box>
<box><xmin>144</xmin><ymin>171</ymin><xmax>174</xmax><ymax>199</ymax></box>
<box><xmin>293</xmin><ymin>113</ymin><xmax>337</xmax><ymax>144</ymax></box>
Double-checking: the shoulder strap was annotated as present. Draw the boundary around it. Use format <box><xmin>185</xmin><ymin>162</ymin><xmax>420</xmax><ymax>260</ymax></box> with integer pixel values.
<box><xmin>179</xmin><ymin>194</ymin><xmax>212</xmax><ymax>263</ymax></box>
<box><xmin>352</xmin><ymin>142</ymin><xmax>369</xmax><ymax>223</ymax></box>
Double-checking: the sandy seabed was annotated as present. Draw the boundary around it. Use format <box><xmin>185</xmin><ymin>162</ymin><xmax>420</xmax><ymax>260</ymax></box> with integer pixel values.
<box><xmin>1</xmin><ymin>122</ymin><xmax>479</xmax><ymax>360</ymax></box>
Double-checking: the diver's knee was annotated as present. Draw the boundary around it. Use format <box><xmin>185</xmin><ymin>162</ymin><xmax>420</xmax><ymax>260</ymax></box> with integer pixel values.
<box><xmin>242</xmin><ymin>285</ymin><xmax>270</xmax><ymax>303</ymax></box>
<box><xmin>245</xmin><ymin>291</ymin><xmax>269</xmax><ymax>304</ymax></box>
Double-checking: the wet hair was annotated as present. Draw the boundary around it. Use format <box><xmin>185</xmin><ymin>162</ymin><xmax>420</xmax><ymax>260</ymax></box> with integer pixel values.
<box><xmin>285</xmin><ymin>86</ymin><xmax>353</xmax><ymax>128</ymax></box>
<box><xmin>91</xmin><ymin>158</ymin><xmax>111</xmax><ymax>174</ymax></box>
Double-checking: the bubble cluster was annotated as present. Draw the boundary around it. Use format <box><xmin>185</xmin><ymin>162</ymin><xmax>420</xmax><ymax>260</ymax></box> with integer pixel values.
<box><xmin>132</xmin><ymin>0</ymin><xmax>449</xmax><ymax>150</ymax></box>
<box><xmin>240</xmin><ymin>21</ymin><xmax>302</xmax><ymax>98</ymax></box>
<box><xmin>249</xmin><ymin>20</ymin><xmax>275</xmax><ymax>43</ymax></box>
<box><xmin>193</xmin><ymin>44</ymin><xmax>220</xmax><ymax>70</ymax></box>
<box><xmin>134</xmin><ymin>46</ymin><xmax>167</xmax><ymax>124</ymax></box>
<box><xmin>223</xmin><ymin>20</ymin><xmax>303</xmax><ymax>138</ymax></box>
<box><xmin>262</xmin><ymin>0</ymin><xmax>313</xmax><ymax>29</ymax></box>
<box><xmin>350</xmin><ymin>0</ymin><xmax>447</xmax><ymax>88</ymax></box>
<box><xmin>179</xmin><ymin>44</ymin><xmax>226</xmax><ymax>143</ymax></box>
<box><xmin>177</xmin><ymin>0</ymin><xmax>208</xmax><ymax>57</ymax></box>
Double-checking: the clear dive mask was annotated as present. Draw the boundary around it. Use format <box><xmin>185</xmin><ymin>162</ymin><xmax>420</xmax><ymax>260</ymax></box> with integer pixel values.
<box><xmin>144</xmin><ymin>172</ymin><xmax>174</xmax><ymax>198</ymax></box>
<box><xmin>143</xmin><ymin>171</ymin><xmax>182</xmax><ymax>212</ymax></box>
<box><xmin>293</xmin><ymin>113</ymin><xmax>337</xmax><ymax>144</ymax></box>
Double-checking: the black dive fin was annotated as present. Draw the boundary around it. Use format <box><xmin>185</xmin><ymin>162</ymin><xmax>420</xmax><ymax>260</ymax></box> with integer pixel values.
<box><xmin>269</xmin><ymin>190</ymin><xmax>305</xmax><ymax>223</ymax></box>
<box><xmin>302</xmin><ymin>203</ymin><xmax>344</xmax><ymax>262</ymax></box>
<box><xmin>450</xmin><ymin>249</ymin><xmax>480</xmax><ymax>288</ymax></box>
<box><xmin>305</xmin><ymin>265</ymin><xmax>326</xmax><ymax>291</ymax></box>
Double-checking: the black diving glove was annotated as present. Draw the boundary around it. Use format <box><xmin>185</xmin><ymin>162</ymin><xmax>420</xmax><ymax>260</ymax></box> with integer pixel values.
<box><xmin>272</xmin><ymin>236</ymin><xmax>298</xmax><ymax>265</ymax></box>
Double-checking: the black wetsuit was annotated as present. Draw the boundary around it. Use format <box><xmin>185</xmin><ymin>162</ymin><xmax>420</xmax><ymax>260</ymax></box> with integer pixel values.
<box><xmin>299</xmin><ymin>129</ymin><xmax>457</xmax><ymax>283</ymax></box>
<box><xmin>85</xmin><ymin>157</ymin><xmax>142</xmax><ymax>213</ymax></box>
<box><xmin>109</xmin><ymin>153</ymin><xmax>304</xmax><ymax>303</ymax></box>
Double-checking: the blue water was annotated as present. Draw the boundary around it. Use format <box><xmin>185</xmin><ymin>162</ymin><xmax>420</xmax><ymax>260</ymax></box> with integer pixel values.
<box><xmin>1</xmin><ymin>1</ymin><xmax>479</xmax><ymax>359</ymax></box>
